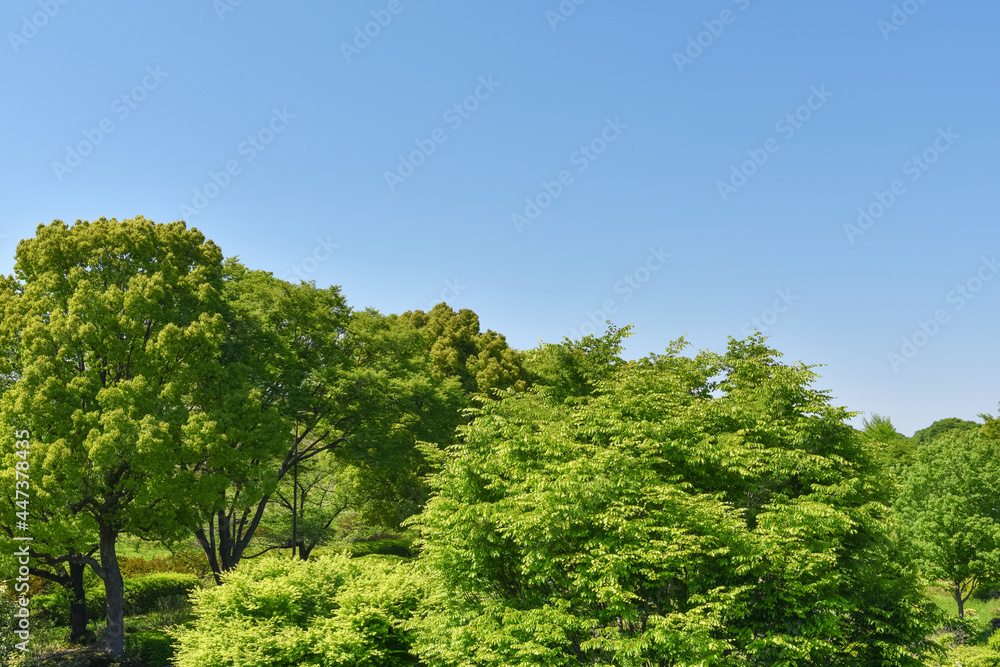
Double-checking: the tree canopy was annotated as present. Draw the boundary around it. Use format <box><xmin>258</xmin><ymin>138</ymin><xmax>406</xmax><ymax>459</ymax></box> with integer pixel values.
<box><xmin>410</xmin><ymin>330</ymin><xmax>938</xmax><ymax>666</ymax></box>
<box><xmin>0</xmin><ymin>216</ymin><xmax>277</xmax><ymax>656</ymax></box>
<box><xmin>895</xmin><ymin>430</ymin><xmax>1000</xmax><ymax>618</ymax></box>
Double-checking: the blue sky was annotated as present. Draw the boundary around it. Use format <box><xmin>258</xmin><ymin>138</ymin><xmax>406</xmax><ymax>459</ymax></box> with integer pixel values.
<box><xmin>1</xmin><ymin>0</ymin><xmax>997</xmax><ymax>436</ymax></box>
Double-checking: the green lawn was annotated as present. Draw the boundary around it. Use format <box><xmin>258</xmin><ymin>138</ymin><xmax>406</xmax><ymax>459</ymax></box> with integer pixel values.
<box><xmin>926</xmin><ymin>585</ymin><xmax>1000</xmax><ymax>620</ymax></box>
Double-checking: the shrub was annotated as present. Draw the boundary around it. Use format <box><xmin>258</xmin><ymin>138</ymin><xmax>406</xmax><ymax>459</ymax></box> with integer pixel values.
<box><xmin>172</xmin><ymin>554</ymin><xmax>424</xmax><ymax>667</ymax></box>
<box><xmin>123</xmin><ymin>572</ymin><xmax>200</xmax><ymax>615</ymax></box>
<box><xmin>31</xmin><ymin>587</ymin><xmax>106</xmax><ymax>624</ymax></box>
<box><xmin>942</xmin><ymin>645</ymin><xmax>1000</xmax><ymax>667</ymax></box>
<box><xmin>120</xmin><ymin>550</ymin><xmax>212</xmax><ymax>579</ymax></box>
<box><xmin>943</xmin><ymin>614</ymin><xmax>986</xmax><ymax>645</ymax></box>
<box><xmin>347</xmin><ymin>538</ymin><xmax>413</xmax><ymax>559</ymax></box>
<box><xmin>125</xmin><ymin>629</ymin><xmax>175</xmax><ymax>666</ymax></box>
<box><xmin>32</xmin><ymin>572</ymin><xmax>199</xmax><ymax>626</ymax></box>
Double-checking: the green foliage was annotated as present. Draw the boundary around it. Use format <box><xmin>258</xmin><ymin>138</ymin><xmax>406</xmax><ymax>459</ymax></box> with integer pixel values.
<box><xmin>395</xmin><ymin>303</ymin><xmax>527</xmax><ymax>398</ymax></box>
<box><xmin>122</xmin><ymin>572</ymin><xmax>200</xmax><ymax>615</ymax></box>
<box><xmin>31</xmin><ymin>572</ymin><xmax>200</xmax><ymax>625</ymax></box>
<box><xmin>410</xmin><ymin>330</ymin><xmax>939</xmax><ymax>666</ymax></box>
<box><xmin>935</xmin><ymin>644</ymin><xmax>1000</xmax><ymax>667</ymax></box>
<box><xmin>895</xmin><ymin>431</ymin><xmax>1000</xmax><ymax>617</ymax></box>
<box><xmin>0</xmin><ymin>589</ymin><xmax>19</xmax><ymax>666</ymax></box>
<box><xmin>861</xmin><ymin>413</ymin><xmax>914</xmax><ymax>476</ymax></box>
<box><xmin>199</xmin><ymin>273</ymin><xmax>467</xmax><ymax>577</ymax></box>
<box><xmin>125</xmin><ymin>629</ymin><xmax>175</xmax><ymax>665</ymax></box>
<box><xmin>911</xmin><ymin>416</ymin><xmax>981</xmax><ymax>446</ymax></box>
<box><xmin>32</xmin><ymin>586</ymin><xmax>106</xmax><ymax>624</ymax></box>
<box><xmin>346</xmin><ymin>538</ymin><xmax>414</xmax><ymax>559</ymax></box>
<box><xmin>520</xmin><ymin>323</ymin><xmax>635</xmax><ymax>404</ymax></box>
<box><xmin>0</xmin><ymin>216</ymin><xmax>289</xmax><ymax>655</ymax></box>
<box><xmin>172</xmin><ymin>554</ymin><xmax>424</xmax><ymax>667</ymax></box>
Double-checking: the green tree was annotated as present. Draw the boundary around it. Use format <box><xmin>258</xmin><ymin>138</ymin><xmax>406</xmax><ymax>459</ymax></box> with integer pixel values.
<box><xmin>0</xmin><ymin>217</ymin><xmax>279</xmax><ymax>657</ymax></box>
<box><xmin>395</xmin><ymin>303</ymin><xmax>527</xmax><ymax>399</ymax></box>
<box><xmin>256</xmin><ymin>455</ymin><xmax>367</xmax><ymax>560</ymax></box>
<box><xmin>979</xmin><ymin>404</ymin><xmax>1000</xmax><ymax>440</ymax></box>
<box><xmin>860</xmin><ymin>413</ymin><xmax>914</xmax><ymax>498</ymax></box>
<box><xmin>911</xmin><ymin>417</ymin><xmax>980</xmax><ymax>446</ymax></box>
<box><xmin>193</xmin><ymin>270</ymin><xmax>464</xmax><ymax>579</ymax></box>
<box><xmin>895</xmin><ymin>430</ymin><xmax>1000</xmax><ymax>618</ymax></box>
<box><xmin>410</xmin><ymin>330</ymin><xmax>938</xmax><ymax>666</ymax></box>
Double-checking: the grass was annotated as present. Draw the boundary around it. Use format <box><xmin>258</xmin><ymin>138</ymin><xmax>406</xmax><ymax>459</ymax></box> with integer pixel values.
<box><xmin>926</xmin><ymin>585</ymin><xmax>1000</xmax><ymax>620</ymax></box>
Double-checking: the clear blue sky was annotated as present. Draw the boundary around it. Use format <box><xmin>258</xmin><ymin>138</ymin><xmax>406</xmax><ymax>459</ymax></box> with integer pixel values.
<box><xmin>2</xmin><ymin>1</ymin><xmax>997</xmax><ymax>436</ymax></box>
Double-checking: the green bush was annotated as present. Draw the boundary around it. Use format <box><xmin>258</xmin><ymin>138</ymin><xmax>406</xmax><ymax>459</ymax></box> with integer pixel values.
<box><xmin>940</xmin><ymin>645</ymin><xmax>1000</xmax><ymax>667</ymax></box>
<box><xmin>347</xmin><ymin>538</ymin><xmax>413</xmax><ymax>559</ymax></box>
<box><xmin>172</xmin><ymin>554</ymin><xmax>424</xmax><ymax>667</ymax></box>
<box><xmin>32</xmin><ymin>587</ymin><xmax>106</xmax><ymax>624</ymax></box>
<box><xmin>123</xmin><ymin>572</ymin><xmax>200</xmax><ymax>615</ymax></box>
<box><xmin>943</xmin><ymin>614</ymin><xmax>988</xmax><ymax>645</ymax></box>
<box><xmin>125</xmin><ymin>629</ymin><xmax>175</xmax><ymax>666</ymax></box>
<box><xmin>31</xmin><ymin>572</ymin><xmax>199</xmax><ymax>626</ymax></box>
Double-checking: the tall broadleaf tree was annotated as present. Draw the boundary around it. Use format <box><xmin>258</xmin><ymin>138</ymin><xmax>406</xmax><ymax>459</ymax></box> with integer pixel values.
<box><xmin>894</xmin><ymin>429</ymin><xmax>1000</xmax><ymax>618</ymax></box>
<box><xmin>0</xmin><ymin>217</ymin><xmax>281</xmax><ymax>657</ymax></box>
<box><xmin>192</xmin><ymin>268</ymin><xmax>466</xmax><ymax>579</ymax></box>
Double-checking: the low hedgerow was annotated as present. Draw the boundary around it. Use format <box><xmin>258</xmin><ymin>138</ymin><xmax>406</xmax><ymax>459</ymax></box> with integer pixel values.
<box><xmin>123</xmin><ymin>572</ymin><xmax>201</xmax><ymax>615</ymax></box>
<box><xmin>172</xmin><ymin>554</ymin><xmax>425</xmax><ymax>667</ymax></box>
<box><xmin>31</xmin><ymin>572</ymin><xmax>200</xmax><ymax>626</ymax></box>
<box><xmin>31</xmin><ymin>586</ymin><xmax>106</xmax><ymax>624</ymax></box>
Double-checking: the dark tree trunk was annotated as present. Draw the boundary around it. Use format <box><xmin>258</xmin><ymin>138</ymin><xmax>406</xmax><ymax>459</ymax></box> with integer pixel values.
<box><xmin>99</xmin><ymin>524</ymin><xmax>125</xmax><ymax>657</ymax></box>
<box><xmin>197</xmin><ymin>496</ymin><xmax>273</xmax><ymax>583</ymax></box>
<box><xmin>955</xmin><ymin>584</ymin><xmax>965</xmax><ymax>619</ymax></box>
<box><xmin>68</xmin><ymin>561</ymin><xmax>88</xmax><ymax>643</ymax></box>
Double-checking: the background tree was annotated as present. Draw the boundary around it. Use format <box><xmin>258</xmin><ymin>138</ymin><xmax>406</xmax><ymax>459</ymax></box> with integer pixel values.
<box><xmin>894</xmin><ymin>429</ymin><xmax>1000</xmax><ymax>618</ymax></box>
<box><xmin>0</xmin><ymin>217</ymin><xmax>277</xmax><ymax>657</ymax></box>
<box><xmin>256</xmin><ymin>456</ymin><xmax>375</xmax><ymax>560</ymax></box>
<box><xmin>859</xmin><ymin>413</ymin><xmax>914</xmax><ymax>498</ymax></box>
<box><xmin>911</xmin><ymin>417</ymin><xmax>981</xmax><ymax>446</ymax></box>
<box><xmin>978</xmin><ymin>404</ymin><xmax>1000</xmax><ymax>440</ymax></box>
<box><xmin>395</xmin><ymin>303</ymin><xmax>527</xmax><ymax>399</ymax></box>
<box><xmin>193</xmin><ymin>270</ymin><xmax>465</xmax><ymax>580</ymax></box>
